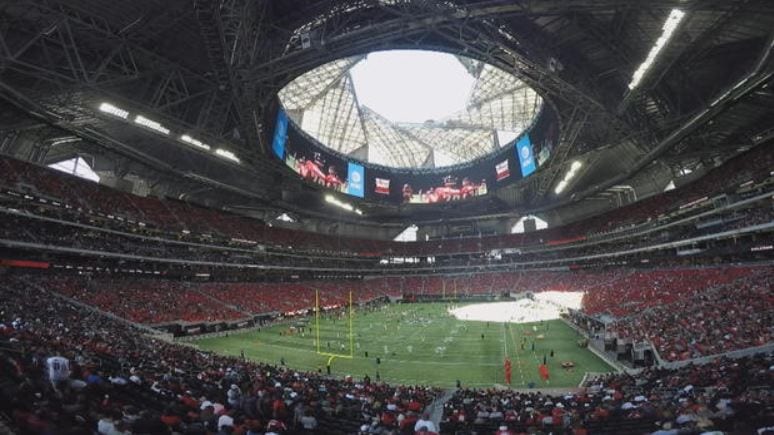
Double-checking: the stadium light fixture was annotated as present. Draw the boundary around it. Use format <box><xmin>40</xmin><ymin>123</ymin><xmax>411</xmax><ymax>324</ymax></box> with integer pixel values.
<box><xmin>554</xmin><ymin>160</ymin><xmax>583</xmax><ymax>195</ymax></box>
<box><xmin>98</xmin><ymin>102</ymin><xmax>129</xmax><ymax>119</ymax></box>
<box><xmin>50</xmin><ymin>137</ymin><xmax>82</xmax><ymax>146</ymax></box>
<box><xmin>276</xmin><ymin>213</ymin><xmax>296</xmax><ymax>223</ymax></box>
<box><xmin>628</xmin><ymin>9</ymin><xmax>685</xmax><ymax>90</ymax></box>
<box><xmin>325</xmin><ymin>194</ymin><xmax>363</xmax><ymax>215</ymax></box>
<box><xmin>180</xmin><ymin>134</ymin><xmax>211</xmax><ymax>151</ymax></box>
<box><xmin>134</xmin><ymin>115</ymin><xmax>170</xmax><ymax>135</ymax></box>
<box><xmin>215</xmin><ymin>148</ymin><xmax>240</xmax><ymax>163</ymax></box>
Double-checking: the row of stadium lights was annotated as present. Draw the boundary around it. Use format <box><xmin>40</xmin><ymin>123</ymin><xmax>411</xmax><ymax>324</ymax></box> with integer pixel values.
<box><xmin>98</xmin><ymin>103</ymin><xmax>241</xmax><ymax>164</ymax></box>
<box><xmin>554</xmin><ymin>9</ymin><xmax>684</xmax><ymax>195</ymax></box>
<box><xmin>629</xmin><ymin>9</ymin><xmax>685</xmax><ymax>90</ymax></box>
<box><xmin>628</xmin><ymin>9</ymin><xmax>686</xmax><ymax>90</ymax></box>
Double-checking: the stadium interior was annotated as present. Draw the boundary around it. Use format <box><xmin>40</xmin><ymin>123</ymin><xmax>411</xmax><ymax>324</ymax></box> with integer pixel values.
<box><xmin>0</xmin><ymin>1</ymin><xmax>772</xmax><ymax>434</ymax></box>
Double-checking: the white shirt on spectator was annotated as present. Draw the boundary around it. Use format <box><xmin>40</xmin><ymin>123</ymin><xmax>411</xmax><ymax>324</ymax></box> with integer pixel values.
<box><xmin>300</xmin><ymin>415</ymin><xmax>317</xmax><ymax>430</ymax></box>
<box><xmin>109</xmin><ymin>376</ymin><xmax>128</xmax><ymax>385</ymax></box>
<box><xmin>227</xmin><ymin>385</ymin><xmax>241</xmax><ymax>405</ymax></box>
<box><xmin>218</xmin><ymin>414</ymin><xmax>234</xmax><ymax>429</ymax></box>
<box><xmin>46</xmin><ymin>356</ymin><xmax>70</xmax><ymax>382</ymax></box>
<box><xmin>97</xmin><ymin>418</ymin><xmax>119</xmax><ymax>435</ymax></box>
<box><xmin>414</xmin><ymin>418</ymin><xmax>436</xmax><ymax>433</ymax></box>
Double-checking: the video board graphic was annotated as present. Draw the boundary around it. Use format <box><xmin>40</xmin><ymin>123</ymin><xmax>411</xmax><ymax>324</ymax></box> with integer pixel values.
<box><xmin>272</xmin><ymin>105</ymin><xmax>557</xmax><ymax>205</ymax></box>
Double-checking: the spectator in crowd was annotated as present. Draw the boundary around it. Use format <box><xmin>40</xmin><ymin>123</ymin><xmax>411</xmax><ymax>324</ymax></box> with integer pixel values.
<box><xmin>0</xmin><ymin>276</ymin><xmax>440</xmax><ymax>434</ymax></box>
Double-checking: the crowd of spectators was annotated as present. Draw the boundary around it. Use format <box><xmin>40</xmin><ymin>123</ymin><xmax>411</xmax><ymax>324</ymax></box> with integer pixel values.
<box><xmin>371</xmin><ymin>266</ymin><xmax>773</xmax><ymax>363</ymax></box>
<box><xmin>371</xmin><ymin>267</ymin><xmax>757</xmax><ymax>315</ymax></box>
<box><xmin>22</xmin><ymin>275</ymin><xmax>396</xmax><ymax>324</ymax></box>
<box><xmin>0</xmin><ymin>276</ymin><xmax>439</xmax><ymax>434</ymax></box>
<box><xmin>442</xmin><ymin>353</ymin><xmax>773</xmax><ymax>434</ymax></box>
<box><xmin>0</xmin><ymin>211</ymin><xmax>376</xmax><ymax>269</ymax></box>
<box><xmin>720</xmin><ymin>202</ymin><xmax>774</xmax><ymax>231</ymax></box>
<box><xmin>197</xmin><ymin>281</ymin><xmax>393</xmax><ymax>317</ymax></box>
<box><xmin>34</xmin><ymin>276</ymin><xmax>247</xmax><ymax>324</ymax></box>
<box><xmin>7</xmin><ymin>264</ymin><xmax>767</xmax><ymax>368</ymax></box>
<box><xmin>1</xmin><ymin>199</ymin><xmax>770</xmax><ymax>273</ymax></box>
<box><xmin>578</xmin><ymin>267</ymin><xmax>752</xmax><ymax>318</ymax></box>
<box><xmin>607</xmin><ymin>268</ymin><xmax>774</xmax><ymax>361</ymax></box>
<box><xmin>2</xmin><ymin>143</ymin><xmax>772</xmax><ymax>259</ymax></box>
<box><xmin>2</xmin><ymin>267</ymin><xmax>771</xmax><ymax>434</ymax></box>
<box><xmin>11</xmin><ymin>264</ymin><xmax>764</xmax><ymax>323</ymax></box>
<box><xmin>366</xmin><ymin>271</ymin><xmax>627</xmax><ymax>297</ymax></box>
<box><xmin>0</xmin><ymin>157</ymin><xmax>382</xmax><ymax>257</ymax></box>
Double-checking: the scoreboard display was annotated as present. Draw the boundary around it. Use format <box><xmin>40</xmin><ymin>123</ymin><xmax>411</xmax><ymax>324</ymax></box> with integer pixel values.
<box><xmin>271</xmin><ymin>106</ymin><xmax>557</xmax><ymax>205</ymax></box>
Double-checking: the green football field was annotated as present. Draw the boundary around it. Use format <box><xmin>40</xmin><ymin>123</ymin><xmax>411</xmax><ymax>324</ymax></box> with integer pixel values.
<box><xmin>192</xmin><ymin>302</ymin><xmax>613</xmax><ymax>388</ymax></box>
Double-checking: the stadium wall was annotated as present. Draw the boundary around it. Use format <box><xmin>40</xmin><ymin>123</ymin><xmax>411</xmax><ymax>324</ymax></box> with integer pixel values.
<box><xmin>656</xmin><ymin>342</ymin><xmax>774</xmax><ymax>370</ymax></box>
<box><xmin>560</xmin><ymin>317</ymin><xmax>628</xmax><ymax>374</ymax></box>
<box><xmin>271</xmin><ymin>218</ymin><xmax>401</xmax><ymax>241</ymax></box>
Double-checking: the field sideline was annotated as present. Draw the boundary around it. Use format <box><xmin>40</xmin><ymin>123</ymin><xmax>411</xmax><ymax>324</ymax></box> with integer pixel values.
<box><xmin>192</xmin><ymin>302</ymin><xmax>613</xmax><ymax>388</ymax></box>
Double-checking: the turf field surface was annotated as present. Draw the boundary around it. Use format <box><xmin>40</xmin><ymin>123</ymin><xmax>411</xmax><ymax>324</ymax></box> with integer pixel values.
<box><xmin>192</xmin><ymin>302</ymin><xmax>612</xmax><ymax>388</ymax></box>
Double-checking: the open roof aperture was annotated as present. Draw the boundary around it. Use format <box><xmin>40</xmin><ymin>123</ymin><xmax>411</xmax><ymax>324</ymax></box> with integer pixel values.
<box><xmin>279</xmin><ymin>49</ymin><xmax>542</xmax><ymax>170</ymax></box>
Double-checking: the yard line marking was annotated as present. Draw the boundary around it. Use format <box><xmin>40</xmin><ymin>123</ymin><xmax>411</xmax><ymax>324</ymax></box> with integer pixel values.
<box><xmin>506</xmin><ymin>322</ymin><xmax>526</xmax><ymax>386</ymax></box>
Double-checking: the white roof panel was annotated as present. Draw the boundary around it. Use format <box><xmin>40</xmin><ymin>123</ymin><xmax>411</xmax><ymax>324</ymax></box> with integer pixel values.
<box><xmin>278</xmin><ymin>53</ymin><xmax>542</xmax><ymax>169</ymax></box>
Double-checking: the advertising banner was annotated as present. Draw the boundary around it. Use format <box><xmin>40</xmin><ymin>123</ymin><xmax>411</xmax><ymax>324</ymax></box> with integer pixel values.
<box><xmin>273</xmin><ymin>104</ymin><xmax>559</xmax><ymax>205</ymax></box>
<box><xmin>516</xmin><ymin>135</ymin><xmax>536</xmax><ymax>177</ymax></box>
<box><xmin>375</xmin><ymin>177</ymin><xmax>390</xmax><ymax>195</ymax></box>
<box><xmin>272</xmin><ymin>109</ymin><xmax>289</xmax><ymax>160</ymax></box>
<box><xmin>496</xmin><ymin>159</ymin><xmax>510</xmax><ymax>181</ymax></box>
<box><xmin>346</xmin><ymin>162</ymin><xmax>365</xmax><ymax>198</ymax></box>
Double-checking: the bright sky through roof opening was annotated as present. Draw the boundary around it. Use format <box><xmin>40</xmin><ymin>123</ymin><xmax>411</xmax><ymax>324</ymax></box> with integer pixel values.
<box><xmin>350</xmin><ymin>50</ymin><xmax>475</xmax><ymax>124</ymax></box>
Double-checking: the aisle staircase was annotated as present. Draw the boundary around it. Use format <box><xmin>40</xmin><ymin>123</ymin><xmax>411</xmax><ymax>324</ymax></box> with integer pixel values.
<box><xmin>427</xmin><ymin>389</ymin><xmax>457</xmax><ymax>429</ymax></box>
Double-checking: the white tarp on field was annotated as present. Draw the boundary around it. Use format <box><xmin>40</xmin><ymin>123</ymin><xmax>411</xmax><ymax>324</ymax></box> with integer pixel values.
<box><xmin>448</xmin><ymin>291</ymin><xmax>583</xmax><ymax>324</ymax></box>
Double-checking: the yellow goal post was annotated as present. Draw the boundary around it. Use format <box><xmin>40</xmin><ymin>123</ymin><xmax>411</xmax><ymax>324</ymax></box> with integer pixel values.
<box><xmin>315</xmin><ymin>289</ymin><xmax>354</xmax><ymax>360</ymax></box>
